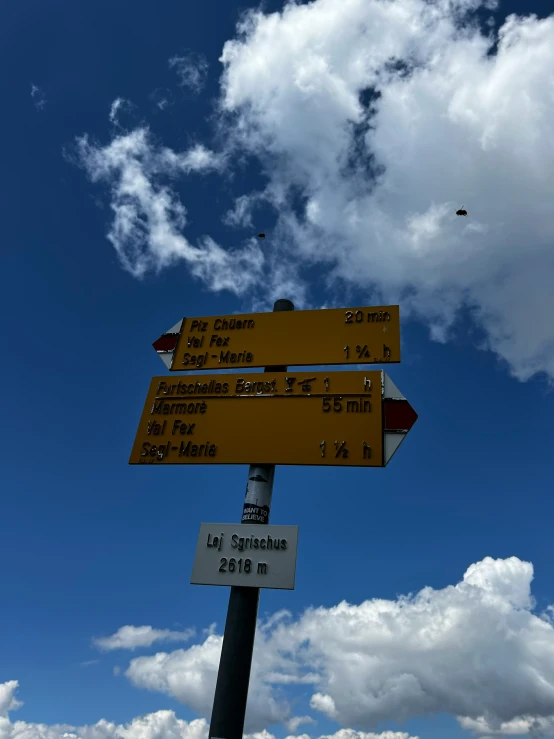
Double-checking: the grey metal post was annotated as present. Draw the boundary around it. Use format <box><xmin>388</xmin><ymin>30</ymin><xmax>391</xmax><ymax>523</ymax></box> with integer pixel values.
<box><xmin>208</xmin><ymin>298</ymin><xmax>294</xmax><ymax>739</ymax></box>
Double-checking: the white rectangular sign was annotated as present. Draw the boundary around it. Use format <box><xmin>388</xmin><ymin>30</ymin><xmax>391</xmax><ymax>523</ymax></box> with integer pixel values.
<box><xmin>190</xmin><ymin>523</ymin><xmax>299</xmax><ymax>590</ymax></box>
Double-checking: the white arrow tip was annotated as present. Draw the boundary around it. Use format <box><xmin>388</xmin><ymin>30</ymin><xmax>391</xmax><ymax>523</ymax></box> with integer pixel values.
<box><xmin>384</xmin><ymin>432</ymin><xmax>406</xmax><ymax>465</ymax></box>
<box><xmin>383</xmin><ymin>373</ymin><xmax>405</xmax><ymax>399</ymax></box>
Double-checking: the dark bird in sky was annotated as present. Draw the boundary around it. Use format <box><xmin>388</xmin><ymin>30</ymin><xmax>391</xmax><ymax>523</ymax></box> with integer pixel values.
<box><xmin>456</xmin><ymin>207</ymin><xmax>468</xmax><ymax>216</ymax></box>
<box><xmin>258</xmin><ymin>233</ymin><xmax>266</xmax><ymax>238</ymax></box>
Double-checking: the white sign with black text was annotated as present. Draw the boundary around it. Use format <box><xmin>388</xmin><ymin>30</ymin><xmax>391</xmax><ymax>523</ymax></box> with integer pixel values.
<box><xmin>190</xmin><ymin>523</ymin><xmax>299</xmax><ymax>590</ymax></box>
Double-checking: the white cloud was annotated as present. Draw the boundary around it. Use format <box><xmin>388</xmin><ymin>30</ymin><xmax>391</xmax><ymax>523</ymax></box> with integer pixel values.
<box><xmin>310</xmin><ymin>695</ymin><xmax>337</xmax><ymax>721</ymax></box>
<box><xmin>212</xmin><ymin>0</ymin><xmax>554</xmax><ymax>382</ymax></box>
<box><xmin>9</xmin><ymin>554</ymin><xmax>554</xmax><ymax>738</ymax></box>
<box><xmin>0</xmin><ymin>684</ymin><xmax>415</xmax><ymax>739</ymax></box>
<box><xmin>72</xmin><ymin>117</ymin><xmax>312</xmax><ymax>307</ymax></box>
<box><xmin>459</xmin><ymin>714</ymin><xmax>554</xmax><ymax>737</ymax></box>
<box><xmin>222</xmin><ymin>193</ymin><xmax>260</xmax><ymax>228</ymax></box>
<box><xmin>0</xmin><ymin>681</ymin><xmax>209</xmax><ymax>739</ymax></box>
<box><xmin>124</xmin><ymin>636</ymin><xmax>240</xmax><ymax>722</ymax></box>
<box><xmin>202</xmin><ymin>623</ymin><xmax>217</xmax><ymax>637</ymax></box>
<box><xmin>73</xmin><ymin>125</ymin><xmax>269</xmax><ymax>289</ymax></box>
<box><xmin>124</xmin><ymin>632</ymin><xmax>305</xmax><ymax>732</ymax></box>
<box><xmin>123</xmin><ymin>557</ymin><xmax>554</xmax><ymax>736</ymax></box>
<box><xmin>0</xmin><ymin>682</ymin><xmax>22</xmax><ymax>716</ymax></box>
<box><xmin>108</xmin><ymin>97</ymin><xmax>135</xmax><ymax>127</ymax></box>
<box><xmin>109</xmin><ymin>98</ymin><xmax>124</xmax><ymax>125</ymax></box>
<box><xmin>73</xmin><ymin>0</ymin><xmax>554</xmax><ymax>381</ymax></box>
<box><xmin>169</xmin><ymin>52</ymin><xmax>209</xmax><ymax>93</ymax></box>
<box><xmin>93</xmin><ymin>625</ymin><xmax>195</xmax><ymax>651</ymax></box>
<box><xmin>318</xmin><ymin>733</ymin><xmax>417</xmax><ymax>739</ymax></box>
<box><xmin>149</xmin><ymin>88</ymin><xmax>174</xmax><ymax>111</ymax></box>
<box><xmin>285</xmin><ymin>716</ymin><xmax>317</xmax><ymax>733</ymax></box>
<box><xmin>30</xmin><ymin>83</ymin><xmax>46</xmax><ymax>110</ymax></box>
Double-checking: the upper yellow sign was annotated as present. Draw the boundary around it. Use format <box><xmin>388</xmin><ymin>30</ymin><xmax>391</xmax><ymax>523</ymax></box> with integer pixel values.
<box><xmin>153</xmin><ymin>305</ymin><xmax>400</xmax><ymax>371</ymax></box>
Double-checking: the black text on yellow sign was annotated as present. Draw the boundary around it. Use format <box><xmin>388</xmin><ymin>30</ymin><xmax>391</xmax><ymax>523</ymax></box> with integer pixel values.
<box><xmin>170</xmin><ymin>305</ymin><xmax>400</xmax><ymax>370</ymax></box>
<box><xmin>129</xmin><ymin>371</ymin><xmax>385</xmax><ymax>468</ymax></box>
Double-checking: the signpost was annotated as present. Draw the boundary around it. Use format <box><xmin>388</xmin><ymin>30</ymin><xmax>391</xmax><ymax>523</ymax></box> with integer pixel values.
<box><xmin>129</xmin><ymin>370</ymin><xmax>417</xmax><ymax>467</ymax></box>
<box><xmin>152</xmin><ymin>304</ymin><xmax>401</xmax><ymax>371</ymax></box>
<box><xmin>129</xmin><ymin>299</ymin><xmax>418</xmax><ymax>739</ymax></box>
<box><xmin>191</xmin><ymin>523</ymin><xmax>299</xmax><ymax>590</ymax></box>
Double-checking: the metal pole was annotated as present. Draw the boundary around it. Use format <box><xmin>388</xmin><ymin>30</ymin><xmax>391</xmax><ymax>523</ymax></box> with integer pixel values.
<box><xmin>208</xmin><ymin>298</ymin><xmax>294</xmax><ymax>739</ymax></box>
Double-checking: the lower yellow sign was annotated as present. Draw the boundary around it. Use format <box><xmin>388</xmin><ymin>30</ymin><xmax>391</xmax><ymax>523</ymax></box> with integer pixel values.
<box><xmin>129</xmin><ymin>371</ymin><xmax>385</xmax><ymax>467</ymax></box>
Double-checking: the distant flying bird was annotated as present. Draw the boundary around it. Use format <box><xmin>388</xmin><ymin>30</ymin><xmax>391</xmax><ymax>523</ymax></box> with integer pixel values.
<box><xmin>456</xmin><ymin>207</ymin><xmax>468</xmax><ymax>216</ymax></box>
<box><xmin>258</xmin><ymin>233</ymin><xmax>266</xmax><ymax>238</ymax></box>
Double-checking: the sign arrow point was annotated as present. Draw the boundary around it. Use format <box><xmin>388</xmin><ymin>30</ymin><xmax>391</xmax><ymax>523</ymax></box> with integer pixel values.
<box><xmin>383</xmin><ymin>399</ymin><xmax>418</xmax><ymax>432</ymax></box>
<box><xmin>152</xmin><ymin>320</ymin><xmax>184</xmax><ymax>368</ymax></box>
<box><xmin>382</xmin><ymin>373</ymin><xmax>418</xmax><ymax>465</ymax></box>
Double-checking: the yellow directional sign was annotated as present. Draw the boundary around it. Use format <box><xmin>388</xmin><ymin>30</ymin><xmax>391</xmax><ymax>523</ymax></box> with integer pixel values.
<box><xmin>129</xmin><ymin>370</ymin><xmax>418</xmax><ymax>468</ymax></box>
<box><xmin>153</xmin><ymin>305</ymin><xmax>400</xmax><ymax>371</ymax></box>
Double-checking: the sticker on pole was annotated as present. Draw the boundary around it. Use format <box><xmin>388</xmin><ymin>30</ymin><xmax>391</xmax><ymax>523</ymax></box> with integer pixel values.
<box><xmin>191</xmin><ymin>523</ymin><xmax>299</xmax><ymax>590</ymax></box>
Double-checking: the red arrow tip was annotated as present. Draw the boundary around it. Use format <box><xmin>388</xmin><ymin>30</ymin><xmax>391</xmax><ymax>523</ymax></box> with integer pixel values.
<box><xmin>153</xmin><ymin>334</ymin><xmax>179</xmax><ymax>353</ymax></box>
<box><xmin>384</xmin><ymin>399</ymin><xmax>418</xmax><ymax>432</ymax></box>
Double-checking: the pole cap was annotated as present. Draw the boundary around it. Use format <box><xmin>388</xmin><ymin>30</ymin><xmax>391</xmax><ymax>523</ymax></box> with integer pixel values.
<box><xmin>273</xmin><ymin>299</ymin><xmax>295</xmax><ymax>312</ymax></box>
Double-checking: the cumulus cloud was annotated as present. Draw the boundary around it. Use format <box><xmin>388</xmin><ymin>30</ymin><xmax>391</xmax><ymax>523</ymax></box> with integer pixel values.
<box><xmin>318</xmin><ymin>733</ymin><xmax>417</xmax><ymax>739</ymax></box>
<box><xmin>285</xmin><ymin>716</ymin><xmax>317</xmax><ymax>733</ymax></box>
<box><xmin>0</xmin><ymin>684</ymin><xmax>416</xmax><ymax>739</ymax></box>
<box><xmin>169</xmin><ymin>52</ymin><xmax>209</xmax><ymax>92</ymax></box>
<box><xmin>93</xmin><ymin>625</ymin><xmax>195</xmax><ymax>651</ymax></box>
<box><xmin>0</xmin><ymin>682</ymin><xmax>209</xmax><ymax>739</ymax></box>
<box><xmin>459</xmin><ymin>714</ymin><xmax>554</xmax><ymax>737</ymax></box>
<box><xmin>123</xmin><ymin>557</ymin><xmax>554</xmax><ymax>735</ymax></box>
<box><xmin>212</xmin><ymin>0</ymin><xmax>554</xmax><ymax>381</ymax></box>
<box><xmin>0</xmin><ymin>681</ymin><xmax>23</xmax><ymax>716</ymax></box>
<box><xmin>124</xmin><ymin>636</ymin><xmax>232</xmax><ymax>723</ymax></box>
<box><xmin>8</xmin><ymin>556</ymin><xmax>554</xmax><ymax>736</ymax></box>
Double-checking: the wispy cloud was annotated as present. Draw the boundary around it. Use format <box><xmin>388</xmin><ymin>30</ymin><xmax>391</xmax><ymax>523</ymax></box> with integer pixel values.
<box><xmin>93</xmin><ymin>624</ymin><xmax>195</xmax><ymax>651</ymax></box>
<box><xmin>30</xmin><ymin>83</ymin><xmax>46</xmax><ymax>111</ymax></box>
<box><xmin>69</xmin><ymin>120</ymin><xmax>298</xmax><ymax>304</ymax></box>
<box><xmin>72</xmin><ymin>125</ymin><xmax>234</xmax><ymax>279</ymax></box>
<box><xmin>149</xmin><ymin>87</ymin><xmax>174</xmax><ymax>111</ymax></box>
<box><xmin>108</xmin><ymin>97</ymin><xmax>134</xmax><ymax>127</ymax></box>
<box><xmin>169</xmin><ymin>51</ymin><xmax>209</xmax><ymax>93</ymax></box>
<box><xmin>222</xmin><ymin>192</ymin><xmax>263</xmax><ymax>229</ymax></box>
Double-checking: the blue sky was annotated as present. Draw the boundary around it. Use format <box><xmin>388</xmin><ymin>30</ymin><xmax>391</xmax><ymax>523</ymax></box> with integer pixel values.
<box><xmin>2</xmin><ymin>0</ymin><xmax>554</xmax><ymax>738</ymax></box>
